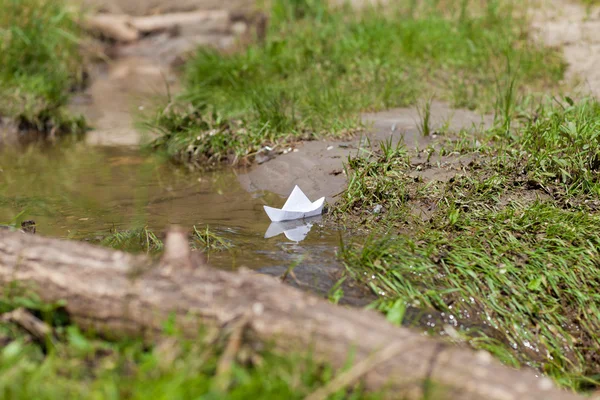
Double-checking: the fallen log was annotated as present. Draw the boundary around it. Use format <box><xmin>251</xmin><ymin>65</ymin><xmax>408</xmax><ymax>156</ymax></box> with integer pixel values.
<box><xmin>0</xmin><ymin>228</ymin><xmax>582</xmax><ymax>400</ymax></box>
<box><xmin>83</xmin><ymin>14</ymin><xmax>140</xmax><ymax>42</ymax></box>
<box><xmin>82</xmin><ymin>10</ymin><xmax>246</xmax><ymax>43</ymax></box>
<box><xmin>129</xmin><ymin>10</ymin><xmax>231</xmax><ymax>35</ymax></box>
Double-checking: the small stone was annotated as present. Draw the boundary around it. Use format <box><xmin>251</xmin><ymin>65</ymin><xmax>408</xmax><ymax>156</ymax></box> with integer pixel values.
<box><xmin>231</xmin><ymin>21</ymin><xmax>247</xmax><ymax>35</ymax></box>
<box><xmin>252</xmin><ymin>302</ymin><xmax>264</xmax><ymax>315</ymax></box>
<box><xmin>326</xmin><ymin>145</ymin><xmax>334</xmax><ymax>150</ymax></box>
<box><xmin>538</xmin><ymin>377</ymin><xmax>554</xmax><ymax>391</ymax></box>
<box><xmin>256</xmin><ymin>154</ymin><xmax>272</xmax><ymax>164</ymax></box>
<box><xmin>443</xmin><ymin>324</ymin><xmax>461</xmax><ymax>340</ymax></box>
<box><xmin>475</xmin><ymin>350</ymin><xmax>493</xmax><ymax>364</ymax></box>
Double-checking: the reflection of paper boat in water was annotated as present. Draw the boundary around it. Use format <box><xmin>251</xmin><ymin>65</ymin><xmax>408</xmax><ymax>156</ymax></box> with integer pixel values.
<box><xmin>264</xmin><ymin>216</ymin><xmax>322</xmax><ymax>242</ymax></box>
<box><xmin>263</xmin><ymin>185</ymin><xmax>325</xmax><ymax>222</ymax></box>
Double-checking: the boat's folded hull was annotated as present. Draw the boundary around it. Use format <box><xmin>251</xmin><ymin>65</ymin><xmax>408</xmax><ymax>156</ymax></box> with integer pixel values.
<box><xmin>263</xmin><ymin>198</ymin><xmax>324</xmax><ymax>222</ymax></box>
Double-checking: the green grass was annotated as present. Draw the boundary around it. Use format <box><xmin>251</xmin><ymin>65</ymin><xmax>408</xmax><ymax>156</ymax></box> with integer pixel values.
<box><xmin>0</xmin><ymin>0</ymin><xmax>86</xmax><ymax>135</ymax></box>
<box><xmin>337</xmin><ymin>99</ymin><xmax>600</xmax><ymax>392</ymax></box>
<box><xmin>518</xmin><ymin>99</ymin><xmax>600</xmax><ymax>195</ymax></box>
<box><xmin>192</xmin><ymin>224</ymin><xmax>233</xmax><ymax>252</ymax></box>
<box><xmin>337</xmin><ymin>139</ymin><xmax>413</xmax><ymax>218</ymax></box>
<box><xmin>148</xmin><ymin>0</ymin><xmax>564</xmax><ymax>166</ymax></box>
<box><xmin>0</xmin><ymin>292</ymin><xmax>382</xmax><ymax>400</ymax></box>
<box><xmin>100</xmin><ymin>225</ymin><xmax>233</xmax><ymax>256</ymax></box>
<box><xmin>100</xmin><ymin>226</ymin><xmax>165</xmax><ymax>254</ymax></box>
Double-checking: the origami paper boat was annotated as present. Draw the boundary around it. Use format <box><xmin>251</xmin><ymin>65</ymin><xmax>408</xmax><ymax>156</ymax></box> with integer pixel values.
<box><xmin>263</xmin><ymin>185</ymin><xmax>325</xmax><ymax>222</ymax></box>
<box><xmin>264</xmin><ymin>215</ymin><xmax>321</xmax><ymax>242</ymax></box>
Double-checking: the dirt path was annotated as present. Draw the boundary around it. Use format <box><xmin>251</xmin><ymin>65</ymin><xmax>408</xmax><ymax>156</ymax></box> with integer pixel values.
<box><xmin>531</xmin><ymin>0</ymin><xmax>600</xmax><ymax>98</ymax></box>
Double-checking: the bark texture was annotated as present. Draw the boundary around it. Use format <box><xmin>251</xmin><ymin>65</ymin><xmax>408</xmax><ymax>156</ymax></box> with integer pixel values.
<box><xmin>0</xmin><ymin>229</ymin><xmax>583</xmax><ymax>400</ymax></box>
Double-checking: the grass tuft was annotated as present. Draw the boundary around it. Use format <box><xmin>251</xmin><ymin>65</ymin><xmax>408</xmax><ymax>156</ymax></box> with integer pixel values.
<box><xmin>192</xmin><ymin>225</ymin><xmax>233</xmax><ymax>252</ymax></box>
<box><xmin>100</xmin><ymin>225</ymin><xmax>233</xmax><ymax>255</ymax></box>
<box><xmin>101</xmin><ymin>226</ymin><xmax>164</xmax><ymax>254</ymax></box>
<box><xmin>0</xmin><ymin>0</ymin><xmax>86</xmax><ymax>135</ymax></box>
<box><xmin>519</xmin><ymin>99</ymin><xmax>600</xmax><ymax>195</ymax></box>
<box><xmin>338</xmin><ymin>139</ymin><xmax>412</xmax><ymax>216</ymax></box>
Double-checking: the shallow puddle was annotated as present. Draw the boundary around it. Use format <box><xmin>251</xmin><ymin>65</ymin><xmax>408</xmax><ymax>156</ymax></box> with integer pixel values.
<box><xmin>0</xmin><ymin>143</ymin><xmax>371</xmax><ymax>305</ymax></box>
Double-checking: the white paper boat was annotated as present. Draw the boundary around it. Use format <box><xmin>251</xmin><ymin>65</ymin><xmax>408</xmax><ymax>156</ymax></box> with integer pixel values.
<box><xmin>264</xmin><ymin>216</ymin><xmax>322</xmax><ymax>242</ymax></box>
<box><xmin>263</xmin><ymin>185</ymin><xmax>325</xmax><ymax>222</ymax></box>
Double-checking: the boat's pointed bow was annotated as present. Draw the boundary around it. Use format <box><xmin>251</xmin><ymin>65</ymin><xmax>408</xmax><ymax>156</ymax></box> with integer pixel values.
<box><xmin>263</xmin><ymin>205</ymin><xmax>284</xmax><ymax>222</ymax></box>
<box><xmin>312</xmin><ymin>197</ymin><xmax>325</xmax><ymax>208</ymax></box>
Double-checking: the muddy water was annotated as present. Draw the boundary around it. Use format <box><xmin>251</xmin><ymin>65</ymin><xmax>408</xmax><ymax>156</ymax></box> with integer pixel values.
<box><xmin>0</xmin><ymin>144</ymin><xmax>371</xmax><ymax>305</ymax></box>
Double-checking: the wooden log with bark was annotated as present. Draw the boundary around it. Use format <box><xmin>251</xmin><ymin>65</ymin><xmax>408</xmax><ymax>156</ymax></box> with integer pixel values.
<box><xmin>0</xmin><ymin>228</ymin><xmax>583</xmax><ymax>400</ymax></box>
